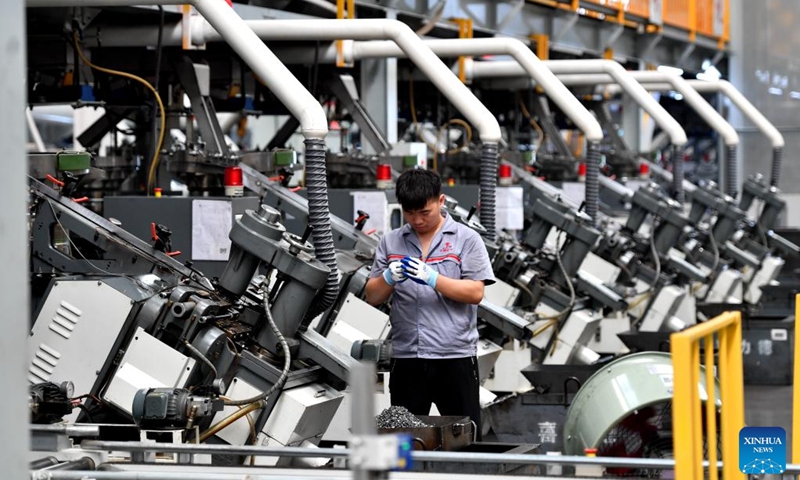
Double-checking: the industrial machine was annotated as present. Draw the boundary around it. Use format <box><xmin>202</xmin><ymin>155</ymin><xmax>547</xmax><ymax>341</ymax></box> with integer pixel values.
<box><xmin>28</xmin><ymin>174</ymin><xmax>354</xmax><ymax>464</ymax></box>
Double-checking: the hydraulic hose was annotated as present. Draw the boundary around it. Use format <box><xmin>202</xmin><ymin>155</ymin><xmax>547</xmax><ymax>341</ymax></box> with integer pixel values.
<box><xmin>183</xmin><ymin>340</ymin><xmax>218</xmax><ymax>380</ymax></box>
<box><xmin>585</xmin><ymin>142</ymin><xmax>601</xmax><ymax>228</ymax></box>
<box><xmin>480</xmin><ymin>142</ymin><xmax>499</xmax><ymax>242</ymax></box>
<box><xmin>301</xmin><ymin>138</ymin><xmax>340</xmax><ymax>324</ymax></box>
<box><xmin>199</xmin><ymin>400</ymin><xmax>265</xmax><ymax>442</ymax></box>
<box><xmin>223</xmin><ymin>292</ymin><xmax>291</xmax><ymax>407</ymax></box>
<box><xmin>40</xmin><ymin>458</ymin><xmax>96</xmax><ymax>471</ymax></box>
<box><xmin>726</xmin><ymin>145</ymin><xmax>738</xmax><ymax>198</ymax></box>
<box><xmin>771</xmin><ymin>147</ymin><xmax>783</xmax><ymax>188</ymax></box>
<box><xmin>672</xmin><ymin>145</ymin><xmax>685</xmax><ymax>205</ymax></box>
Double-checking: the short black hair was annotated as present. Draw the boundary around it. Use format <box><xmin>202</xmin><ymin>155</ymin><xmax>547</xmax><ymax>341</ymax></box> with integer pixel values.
<box><xmin>395</xmin><ymin>169</ymin><xmax>442</xmax><ymax>211</ymax></box>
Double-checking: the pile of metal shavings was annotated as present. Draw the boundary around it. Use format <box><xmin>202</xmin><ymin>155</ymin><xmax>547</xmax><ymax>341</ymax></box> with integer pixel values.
<box><xmin>375</xmin><ymin>406</ymin><xmax>430</xmax><ymax>429</ymax></box>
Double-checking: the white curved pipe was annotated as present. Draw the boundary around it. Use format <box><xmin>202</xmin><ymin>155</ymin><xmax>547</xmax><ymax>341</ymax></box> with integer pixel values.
<box><xmin>28</xmin><ymin>0</ymin><xmax>328</xmax><ymax>139</ymax></box>
<box><xmin>468</xmin><ymin>59</ymin><xmax>688</xmax><ymax>147</ymax></box>
<box><xmin>693</xmin><ymin>80</ymin><xmax>782</xmax><ymax>148</ymax></box>
<box><xmin>350</xmin><ymin>39</ymin><xmax>603</xmax><ymax>142</ymax></box>
<box><xmin>550</xmin><ymin>70</ymin><xmax>740</xmax><ymax>146</ymax></box>
<box><xmin>198</xmin><ymin>20</ymin><xmax>502</xmax><ymax>141</ymax></box>
<box><xmin>238</xmin><ymin>39</ymin><xmax>603</xmax><ymax>142</ymax></box>
<box><xmin>605</xmin><ymin>80</ymin><xmax>783</xmax><ymax>149</ymax></box>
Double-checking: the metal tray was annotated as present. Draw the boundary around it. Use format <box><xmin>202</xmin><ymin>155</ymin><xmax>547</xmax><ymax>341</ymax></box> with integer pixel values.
<box><xmin>378</xmin><ymin>415</ymin><xmax>473</xmax><ymax>451</ymax></box>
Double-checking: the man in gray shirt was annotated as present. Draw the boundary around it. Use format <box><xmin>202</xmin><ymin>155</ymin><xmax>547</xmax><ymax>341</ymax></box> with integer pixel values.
<box><xmin>365</xmin><ymin>169</ymin><xmax>495</xmax><ymax>435</ymax></box>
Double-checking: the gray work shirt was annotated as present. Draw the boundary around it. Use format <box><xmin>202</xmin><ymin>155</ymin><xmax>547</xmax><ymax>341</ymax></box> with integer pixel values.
<box><xmin>369</xmin><ymin>212</ymin><xmax>496</xmax><ymax>359</ymax></box>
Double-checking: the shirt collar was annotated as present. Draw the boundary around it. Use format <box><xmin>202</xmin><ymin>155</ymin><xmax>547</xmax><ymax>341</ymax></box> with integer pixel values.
<box><xmin>401</xmin><ymin>211</ymin><xmax>458</xmax><ymax>236</ymax></box>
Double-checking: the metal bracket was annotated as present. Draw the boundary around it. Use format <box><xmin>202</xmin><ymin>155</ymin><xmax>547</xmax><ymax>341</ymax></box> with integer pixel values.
<box><xmin>675</xmin><ymin>41</ymin><xmax>697</xmax><ymax>68</ymax></box>
<box><xmin>552</xmin><ymin>10</ymin><xmax>579</xmax><ymax>43</ymax></box>
<box><xmin>598</xmin><ymin>22</ymin><xmax>625</xmax><ymax>53</ymax></box>
<box><xmin>451</xmin><ymin>18</ymin><xmax>474</xmax><ymax>83</ymax></box>
<box><xmin>637</xmin><ymin>31</ymin><xmax>664</xmax><ymax>59</ymax></box>
<box><xmin>336</xmin><ymin>0</ymin><xmax>356</xmax><ymax>67</ymax></box>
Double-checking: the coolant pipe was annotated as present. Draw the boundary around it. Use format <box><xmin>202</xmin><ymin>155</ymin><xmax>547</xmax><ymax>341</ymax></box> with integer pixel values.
<box><xmin>349</xmin><ymin>38</ymin><xmax>607</xmax><ymax>226</ymax></box>
<box><xmin>221</xmin><ymin>19</ymin><xmax>503</xmax><ymax>240</ymax></box>
<box><xmin>27</xmin><ymin>0</ymin><xmax>342</xmax><ymax>318</ymax></box>
<box><xmin>467</xmin><ymin>59</ymin><xmax>687</xmax><ymax>147</ymax></box>
<box><xmin>264</xmin><ymin>36</ymin><xmax>608</xmax><ymax>229</ymax></box>
<box><xmin>349</xmin><ymin>38</ymin><xmax>604</xmax><ymax>144</ymax></box>
<box><xmin>468</xmin><ymin>58</ymin><xmax>689</xmax><ymax>207</ymax></box>
<box><xmin>551</xmin><ymin>71</ymin><xmax>742</xmax><ymax>197</ymax></box>
<box><xmin>614</xmin><ymin>79</ymin><xmax>785</xmax><ymax>189</ymax></box>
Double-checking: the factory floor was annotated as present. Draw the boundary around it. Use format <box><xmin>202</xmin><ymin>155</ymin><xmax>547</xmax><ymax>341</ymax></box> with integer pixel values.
<box><xmin>745</xmin><ymin>384</ymin><xmax>794</xmax><ymax>455</ymax></box>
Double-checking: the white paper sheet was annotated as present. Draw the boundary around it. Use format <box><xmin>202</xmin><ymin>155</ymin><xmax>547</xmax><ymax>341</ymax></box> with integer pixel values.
<box><xmin>192</xmin><ymin>200</ymin><xmax>233</xmax><ymax>261</ymax></box>
<box><xmin>352</xmin><ymin>191</ymin><xmax>389</xmax><ymax>237</ymax></box>
<box><xmin>496</xmin><ymin>187</ymin><xmax>524</xmax><ymax>231</ymax></box>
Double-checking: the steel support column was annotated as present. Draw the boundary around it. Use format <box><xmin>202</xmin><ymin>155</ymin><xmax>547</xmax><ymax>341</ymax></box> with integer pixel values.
<box><xmin>360</xmin><ymin>10</ymin><xmax>398</xmax><ymax>154</ymax></box>
<box><xmin>1</xmin><ymin>0</ymin><xmax>28</xmax><ymax>478</ymax></box>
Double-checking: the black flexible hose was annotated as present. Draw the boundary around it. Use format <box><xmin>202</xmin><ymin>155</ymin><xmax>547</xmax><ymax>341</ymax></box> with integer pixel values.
<box><xmin>30</xmin><ymin>458</ymin><xmax>59</xmax><ymax>470</ymax></box>
<box><xmin>585</xmin><ymin>142</ymin><xmax>601</xmax><ymax>228</ymax></box>
<box><xmin>224</xmin><ymin>291</ymin><xmax>291</xmax><ymax>407</ymax></box>
<box><xmin>672</xmin><ymin>144</ymin><xmax>685</xmax><ymax>205</ymax></box>
<box><xmin>480</xmin><ymin>142</ymin><xmax>499</xmax><ymax>242</ymax></box>
<box><xmin>183</xmin><ymin>340</ymin><xmax>218</xmax><ymax>380</ymax></box>
<box><xmin>771</xmin><ymin>147</ymin><xmax>783</xmax><ymax>188</ymax></box>
<box><xmin>725</xmin><ymin>145</ymin><xmax>738</xmax><ymax>198</ymax></box>
<box><xmin>301</xmin><ymin>138</ymin><xmax>340</xmax><ymax>325</ymax></box>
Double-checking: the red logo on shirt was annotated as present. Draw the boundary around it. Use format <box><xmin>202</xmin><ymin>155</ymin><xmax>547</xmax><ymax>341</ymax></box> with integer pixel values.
<box><xmin>441</xmin><ymin>242</ymin><xmax>453</xmax><ymax>253</ymax></box>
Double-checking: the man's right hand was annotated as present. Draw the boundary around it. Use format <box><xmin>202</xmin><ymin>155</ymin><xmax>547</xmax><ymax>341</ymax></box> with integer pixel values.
<box><xmin>382</xmin><ymin>261</ymin><xmax>407</xmax><ymax>286</ymax></box>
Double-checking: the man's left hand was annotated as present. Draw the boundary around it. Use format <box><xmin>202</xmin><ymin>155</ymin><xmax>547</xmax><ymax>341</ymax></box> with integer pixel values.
<box><xmin>401</xmin><ymin>256</ymin><xmax>439</xmax><ymax>288</ymax></box>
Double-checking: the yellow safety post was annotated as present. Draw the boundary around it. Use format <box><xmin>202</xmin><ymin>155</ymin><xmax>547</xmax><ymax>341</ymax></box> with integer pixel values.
<box><xmin>452</xmin><ymin>18</ymin><xmax>473</xmax><ymax>83</ymax></box>
<box><xmin>530</xmin><ymin>33</ymin><xmax>549</xmax><ymax>61</ymax></box>
<box><xmin>671</xmin><ymin>330</ymin><xmax>698</xmax><ymax>480</ymax></box>
<box><xmin>688</xmin><ymin>0</ymin><xmax>697</xmax><ymax>43</ymax></box>
<box><xmin>603</xmin><ymin>48</ymin><xmax>613</xmax><ymax>60</ymax></box>
<box><xmin>671</xmin><ymin>311</ymin><xmax>745</xmax><ymax>480</ymax></box>
<box><xmin>182</xmin><ymin>4</ymin><xmax>194</xmax><ymax>50</ymax></box>
<box><xmin>336</xmin><ymin>0</ymin><xmax>355</xmax><ymax>67</ymax></box>
<box><xmin>793</xmin><ymin>294</ymin><xmax>800</xmax><ymax>463</ymax></box>
<box><xmin>718</xmin><ymin>0</ymin><xmax>730</xmax><ymax>49</ymax></box>
<box><xmin>705</xmin><ymin>335</ymin><xmax>719</xmax><ymax>480</ymax></box>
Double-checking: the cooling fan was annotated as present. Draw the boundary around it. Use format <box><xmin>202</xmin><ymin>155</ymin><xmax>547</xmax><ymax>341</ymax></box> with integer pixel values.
<box><xmin>563</xmin><ymin>352</ymin><xmax>720</xmax><ymax>477</ymax></box>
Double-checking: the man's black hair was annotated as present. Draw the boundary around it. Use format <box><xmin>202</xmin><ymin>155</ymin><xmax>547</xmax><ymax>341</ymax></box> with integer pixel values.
<box><xmin>395</xmin><ymin>169</ymin><xmax>442</xmax><ymax>211</ymax></box>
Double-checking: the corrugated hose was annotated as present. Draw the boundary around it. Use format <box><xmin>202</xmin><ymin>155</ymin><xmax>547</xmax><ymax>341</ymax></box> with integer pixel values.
<box><xmin>301</xmin><ymin>138</ymin><xmax>341</xmax><ymax>325</ymax></box>
<box><xmin>480</xmin><ymin>142</ymin><xmax>499</xmax><ymax>243</ymax></box>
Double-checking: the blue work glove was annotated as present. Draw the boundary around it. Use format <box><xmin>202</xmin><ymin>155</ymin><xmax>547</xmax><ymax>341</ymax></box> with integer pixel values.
<box><xmin>382</xmin><ymin>260</ymin><xmax>407</xmax><ymax>286</ymax></box>
<box><xmin>401</xmin><ymin>256</ymin><xmax>439</xmax><ymax>288</ymax></box>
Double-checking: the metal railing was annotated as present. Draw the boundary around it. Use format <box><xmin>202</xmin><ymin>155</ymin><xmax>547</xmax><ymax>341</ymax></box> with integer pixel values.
<box><xmin>671</xmin><ymin>310</ymin><xmax>745</xmax><ymax>480</ymax></box>
<box><xmin>538</xmin><ymin>0</ymin><xmax>730</xmax><ymax>45</ymax></box>
<box><xmin>794</xmin><ymin>294</ymin><xmax>800</xmax><ymax>463</ymax></box>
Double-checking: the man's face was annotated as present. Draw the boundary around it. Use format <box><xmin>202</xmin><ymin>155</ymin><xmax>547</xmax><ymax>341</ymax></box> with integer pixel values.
<box><xmin>403</xmin><ymin>195</ymin><xmax>445</xmax><ymax>235</ymax></box>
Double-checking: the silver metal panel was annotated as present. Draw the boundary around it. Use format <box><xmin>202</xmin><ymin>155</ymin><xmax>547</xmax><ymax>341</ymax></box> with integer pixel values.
<box><xmin>262</xmin><ymin>382</ymin><xmax>344</xmax><ymax>446</ymax></box>
<box><xmin>103</xmin><ymin>327</ymin><xmax>196</xmax><ymax>415</ymax></box>
<box><xmin>326</xmin><ymin>293</ymin><xmax>391</xmax><ymax>353</ymax></box>
<box><xmin>29</xmin><ymin>280</ymin><xmax>135</xmax><ymax>420</ymax></box>
<box><xmin>2</xmin><ymin>0</ymin><xmax>26</xmax><ymax>476</ymax></box>
<box><xmin>481</xmin><ymin>340</ymin><xmax>533</xmax><ymax>393</ymax></box>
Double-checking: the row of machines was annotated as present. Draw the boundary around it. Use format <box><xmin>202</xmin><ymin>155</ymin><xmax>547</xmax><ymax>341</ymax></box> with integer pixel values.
<box><xmin>23</xmin><ymin>5</ymin><xmax>797</xmax><ymax>475</ymax></box>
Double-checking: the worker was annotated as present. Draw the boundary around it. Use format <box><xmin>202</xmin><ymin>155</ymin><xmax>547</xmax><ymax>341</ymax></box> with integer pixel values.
<box><xmin>365</xmin><ymin>169</ymin><xmax>495</xmax><ymax>436</ymax></box>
